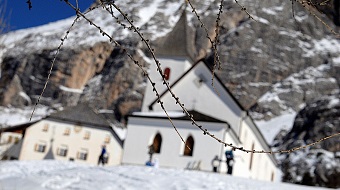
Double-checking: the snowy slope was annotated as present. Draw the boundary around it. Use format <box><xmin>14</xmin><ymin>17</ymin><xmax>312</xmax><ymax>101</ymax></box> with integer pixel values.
<box><xmin>0</xmin><ymin>160</ymin><xmax>331</xmax><ymax>190</ymax></box>
<box><xmin>254</xmin><ymin>112</ymin><xmax>296</xmax><ymax>144</ymax></box>
<box><xmin>252</xmin><ymin>63</ymin><xmax>338</xmax><ymax>144</ymax></box>
<box><xmin>0</xmin><ymin>105</ymin><xmax>51</xmax><ymax>126</ymax></box>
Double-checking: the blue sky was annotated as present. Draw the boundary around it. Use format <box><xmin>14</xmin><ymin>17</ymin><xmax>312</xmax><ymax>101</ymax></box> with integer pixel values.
<box><xmin>4</xmin><ymin>0</ymin><xmax>95</xmax><ymax>31</ymax></box>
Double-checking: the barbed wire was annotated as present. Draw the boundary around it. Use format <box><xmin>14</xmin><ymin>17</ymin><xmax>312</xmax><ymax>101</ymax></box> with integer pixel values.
<box><xmin>296</xmin><ymin>0</ymin><xmax>339</xmax><ymax>36</ymax></box>
<box><xmin>63</xmin><ymin>0</ymin><xmax>190</xmax><ymax>148</ymax></box>
<box><xmin>29</xmin><ymin>14</ymin><xmax>81</xmax><ymax>121</ymax></box>
<box><xmin>30</xmin><ymin>0</ymin><xmax>340</xmax><ymax>155</ymax></box>
<box><xmin>186</xmin><ymin>0</ymin><xmax>222</xmax><ymax>90</ymax></box>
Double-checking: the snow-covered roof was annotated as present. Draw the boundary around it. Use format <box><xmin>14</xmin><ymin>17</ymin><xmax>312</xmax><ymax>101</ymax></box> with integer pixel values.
<box><xmin>48</xmin><ymin>103</ymin><xmax>124</xmax><ymax>144</ymax></box>
<box><xmin>132</xmin><ymin>111</ymin><xmax>186</xmax><ymax>117</ymax></box>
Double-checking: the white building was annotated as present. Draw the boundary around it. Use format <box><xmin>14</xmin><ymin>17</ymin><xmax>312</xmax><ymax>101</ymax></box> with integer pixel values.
<box><xmin>18</xmin><ymin>104</ymin><xmax>123</xmax><ymax>166</ymax></box>
<box><xmin>122</xmin><ymin>9</ymin><xmax>278</xmax><ymax>182</ymax></box>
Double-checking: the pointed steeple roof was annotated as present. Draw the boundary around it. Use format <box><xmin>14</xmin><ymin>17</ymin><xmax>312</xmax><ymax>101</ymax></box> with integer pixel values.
<box><xmin>156</xmin><ymin>8</ymin><xmax>196</xmax><ymax>61</ymax></box>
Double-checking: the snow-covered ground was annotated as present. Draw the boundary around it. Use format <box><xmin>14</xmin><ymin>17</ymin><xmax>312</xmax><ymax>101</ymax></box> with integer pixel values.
<box><xmin>0</xmin><ymin>160</ymin><xmax>331</xmax><ymax>190</ymax></box>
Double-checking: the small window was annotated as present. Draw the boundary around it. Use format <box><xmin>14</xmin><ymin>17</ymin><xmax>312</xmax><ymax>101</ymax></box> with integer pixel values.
<box><xmin>164</xmin><ymin>67</ymin><xmax>171</xmax><ymax>80</ymax></box>
<box><xmin>42</xmin><ymin>124</ymin><xmax>49</xmax><ymax>132</ymax></box>
<box><xmin>57</xmin><ymin>145</ymin><xmax>68</xmax><ymax>157</ymax></box>
<box><xmin>271</xmin><ymin>171</ymin><xmax>275</xmax><ymax>181</ymax></box>
<box><xmin>183</xmin><ymin>135</ymin><xmax>194</xmax><ymax>156</ymax></box>
<box><xmin>84</xmin><ymin>131</ymin><xmax>91</xmax><ymax>140</ymax></box>
<box><xmin>14</xmin><ymin>137</ymin><xmax>20</xmax><ymax>144</ymax></box>
<box><xmin>34</xmin><ymin>142</ymin><xmax>46</xmax><ymax>153</ymax></box>
<box><xmin>77</xmin><ymin>149</ymin><xmax>88</xmax><ymax>160</ymax></box>
<box><xmin>7</xmin><ymin>136</ymin><xmax>12</xmax><ymax>143</ymax></box>
<box><xmin>64</xmin><ymin>128</ymin><xmax>70</xmax><ymax>136</ymax></box>
<box><xmin>104</xmin><ymin>135</ymin><xmax>110</xmax><ymax>144</ymax></box>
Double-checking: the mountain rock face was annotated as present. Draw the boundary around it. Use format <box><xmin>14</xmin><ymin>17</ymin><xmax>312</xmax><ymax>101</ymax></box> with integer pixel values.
<box><xmin>273</xmin><ymin>94</ymin><xmax>340</xmax><ymax>188</ymax></box>
<box><xmin>1</xmin><ymin>0</ymin><xmax>339</xmax><ymax>119</ymax></box>
<box><xmin>211</xmin><ymin>0</ymin><xmax>340</xmax><ymax>118</ymax></box>
<box><xmin>0</xmin><ymin>0</ymin><xmax>340</xmax><ymax>186</ymax></box>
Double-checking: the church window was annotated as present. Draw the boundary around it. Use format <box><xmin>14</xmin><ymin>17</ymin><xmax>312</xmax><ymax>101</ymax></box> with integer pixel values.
<box><xmin>164</xmin><ymin>67</ymin><xmax>171</xmax><ymax>80</ymax></box>
<box><xmin>152</xmin><ymin>133</ymin><xmax>162</xmax><ymax>153</ymax></box>
<box><xmin>183</xmin><ymin>135</ymin><xmax>194</xmax><ymax>156</ymax></box>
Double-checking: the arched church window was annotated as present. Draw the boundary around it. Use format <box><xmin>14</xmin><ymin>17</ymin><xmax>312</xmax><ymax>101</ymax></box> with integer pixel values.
<box><xmin>164</xmin><ymin>67</ymin><xmax>171</xmax><ymax>80</ymax></box>
<box><xmin>152</xmin><ymin>133</ymin><xmax>162</xmax><ymax>153</ymax></box>
<box><xmin>183</xmin><ymin>135</ymin><xmax>194</xmax><ymax>156</ymax></box>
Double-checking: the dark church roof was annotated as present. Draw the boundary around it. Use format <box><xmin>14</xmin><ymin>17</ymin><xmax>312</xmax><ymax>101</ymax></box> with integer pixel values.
<box><xmin>131</xmin><ymin>110</ymin><xmax>226</xmax><ymax>123</ymax></box>
<box><xmin>155</xmin><ymin>9</ymin><xmax>197</xmax><ymax>61</ymax></box>
<box><xmin>48</xmin><ymin>103</ymin><xmax>110</xmax><ymax>127</ymax></box>
<box><xmin>177</xmin><ymin>110</ymin><xmax>225</xmax><ymax>123</ymax></box>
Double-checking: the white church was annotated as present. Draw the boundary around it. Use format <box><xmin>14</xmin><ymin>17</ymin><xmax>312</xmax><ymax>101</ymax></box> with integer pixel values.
<box><xmin>122</xmin><ymin>9</ymin><xmax>278</xmax><ymax>181</ymax></box>
<box><xmin>0</xmin><ymin>6</ymin><xmax>278</xmax><ymax>182</ymax></box>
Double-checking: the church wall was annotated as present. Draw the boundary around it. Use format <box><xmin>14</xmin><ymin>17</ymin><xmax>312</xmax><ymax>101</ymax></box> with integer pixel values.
<box><xmin>151</xmin><ymin>62</ymin><xmax>243</xmax><ymax>135</ymax></box>
<box><xmin>122</xmin><ymin>116</ymin><xmax>233</xmax><ymax>171</ymax></box>
<box><xmin>141</xmin><ymin>57</ymin><xmax>192</xmax><ymax>112</ymax></box>
<box><xmin>238</xmin><ymin>119</ymin><xmax>278</xmax><ymax>182</ymax></box>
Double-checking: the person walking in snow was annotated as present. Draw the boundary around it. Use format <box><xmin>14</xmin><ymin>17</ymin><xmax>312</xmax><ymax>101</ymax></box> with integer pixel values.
<box><xmin>98</xmin><ymin>145</ymin><xmax>107</xmax><ymax>166</ymax></box>
<box><xmin>225</xmin><ymin>149</ymin><xmax>234</xmax><ymax>175</ymax></box>
<box><xmin>211</xmin><ymin>155</ymin><xmax>220</xmax><ymax>172</ymax></box>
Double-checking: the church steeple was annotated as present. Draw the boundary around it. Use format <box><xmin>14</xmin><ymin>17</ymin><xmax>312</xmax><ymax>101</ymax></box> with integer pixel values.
<box><xmin>141</xmin><ymin>4</ymin><xmax>197</xmax><ymax>112</ymax></box>
<box><xmin>155</xmin><ymin>7</ymin><xmax>196</xmax><ymax>62</ymax></box>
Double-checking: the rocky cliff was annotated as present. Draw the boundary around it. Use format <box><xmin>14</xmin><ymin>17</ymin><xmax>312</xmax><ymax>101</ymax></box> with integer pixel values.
<box><xmin>273</xmin><ymin>93</ymin><xmax>340</xmax><ymax>188</ymax></box>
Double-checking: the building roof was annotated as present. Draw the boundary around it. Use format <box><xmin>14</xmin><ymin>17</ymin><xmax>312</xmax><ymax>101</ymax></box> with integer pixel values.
<box><xmin>155</xmin><ymin>9</ymin><xmax>197</xmax><ymax>61</ymax></box>
<box><xmin>131</xmin><ymin>110</ymin><xmax>226</xmax><ymax>123</ymax></box>
<box><xmin>48</xmin><ymin>103</ymin><xmax>111</xmax><ymax>127</ymax></box>
<box><xmin>48</xmin><ymin>103</ymin><xmax>124</xmax><ymax>147</ymax></box>
<box><xmin>1</xmin><ymin>121</ymin><xmax>38</xmax><ymax>133</ymax></box>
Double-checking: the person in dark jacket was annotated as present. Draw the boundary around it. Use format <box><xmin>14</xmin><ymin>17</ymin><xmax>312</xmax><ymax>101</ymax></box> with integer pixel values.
<box><xmin>98</xmin><ymin>145</ymin><xmax>107</xmax><ymax>166</ymax></box>
<box><xmin>225</xmin><ymin>150</ymin><xmax>234</xmax><ymax>175</ymax></box>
